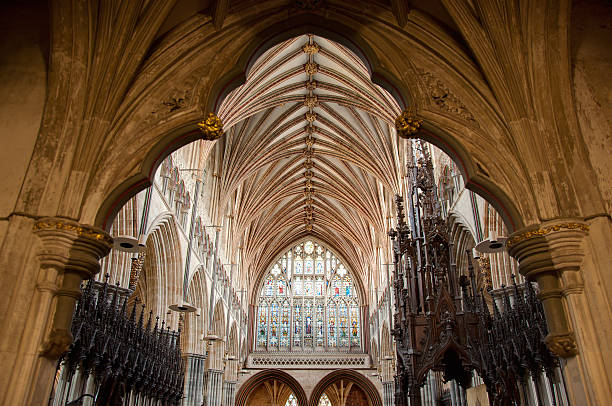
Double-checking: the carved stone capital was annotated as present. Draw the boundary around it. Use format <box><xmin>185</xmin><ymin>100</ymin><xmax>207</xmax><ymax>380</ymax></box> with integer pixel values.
<box><xmin>507</xmin><ymin>219</ymin><xmax>589</xmax><ymax>358</ymax></box>
<box><xmin>507</xmin><ymin>219</ymin><xmax>589</xmax><ymax>279</ymax></box>
<box><xmin>33</xmin><ymin>217</ymin><xmax>112</xmax><ymax>357</ymax></box>
<box><xmin>33</xmin><ymin>217</ymin><xmax>112</xmax><ymax>277</ymax></box>
<box><xmin>545</xmin><ymin>331</ymin><xmax>578</xmax><ymax>358</ymax></box>
<box><xmin>40</xmin><ymin>328</ymin><xmax>73</xmax><ymax>359</ymax></box>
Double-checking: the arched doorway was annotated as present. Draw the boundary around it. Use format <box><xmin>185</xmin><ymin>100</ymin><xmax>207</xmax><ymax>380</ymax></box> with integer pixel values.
<box><xmin>309</xmin><ymin>370</ymin><xmax>382</xmax><ymax>406</ymax></box>
<box><xmin>235</xmin><ymin>370</ymin><xmax>308</xmax><ymax>406</ymax></box>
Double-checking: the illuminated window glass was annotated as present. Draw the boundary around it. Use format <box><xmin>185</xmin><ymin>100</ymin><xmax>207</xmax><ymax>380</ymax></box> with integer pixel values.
<box><xmin>255</xmin><ymin>240</ymin><xmax>361</xmax><ymax>352</ymax></box>
<box><xmin>285</xmin><ymin>394</ymin><xmax>298</xmax><ymax>406</ymax></box>
<box><xmin>318</xmin><ymin>394</ymin><xmax>332</xmax><ymax>406</ymax></box>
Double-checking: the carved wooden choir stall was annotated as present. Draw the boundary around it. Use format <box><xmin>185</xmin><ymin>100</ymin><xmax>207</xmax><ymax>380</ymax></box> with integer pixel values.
<box><xmin>49</xmin><ymin>277</ymin><xmax>184</xmax><ymax>405</ymax></box>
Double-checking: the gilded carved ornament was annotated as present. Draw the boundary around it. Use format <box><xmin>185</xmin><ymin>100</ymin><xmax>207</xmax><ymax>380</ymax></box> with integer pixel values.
<box><xmin>33</xmin><ymin>219</ymin><xmax>113</xmax><ymax>247</ymax></box>
<box><xmin>305</xmin><ymin>112</ymin><xmax>317</xmax><ymax>123</ymax></box>
<box><xmin>302</xmin><ymin>42</ymin><xmax>320</xmax><ymax>54</ymax></box>
<box><xmin>197</xmin><ymin>112</ymin><xmax>224</xmax><ymax>140</ymax></box>
<box><xmin>395</xmin><ymin>109</ymin><xmax>423</xmax><ymax>139</ymax></box>
<box><xmin>304</xmin><ymin>95</ymin><xmax>319</xmax><ymax>108</ymax></box>
<box><xmin>506</xmin><ymin>223</ymin><xmax>589</xmax><ymax>248</ymax></box>
<box><xmin>304</xmin><ymin>62</ymin><xmax>319</xmax><ymax>75</ymax></box>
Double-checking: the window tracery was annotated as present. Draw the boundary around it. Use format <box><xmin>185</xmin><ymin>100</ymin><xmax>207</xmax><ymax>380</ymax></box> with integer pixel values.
<box><xmin>256</xmin><ymin>240</ymin><xmax>361</xmax><ymax>352</ymax></box>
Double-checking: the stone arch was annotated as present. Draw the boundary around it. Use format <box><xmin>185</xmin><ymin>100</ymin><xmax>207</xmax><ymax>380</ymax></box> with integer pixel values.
<box><xmin>225</xmin><ymin>323</ymin><xmax>239</xmax><ymax>382</ymax></box>
<box><xmin>370</xmin><ymin>339</ymin><xmax>378</xmax><ymax>368</ymax></box>
<box><xmin>228</xmin><ymin>323</ymin><xmax>238</xmax><ymax>357</ymax></box>
<box><xmin>447</xmin><ymin>212</ymin><xmax>478</xmax><ymax>293</ymax></box>
<box><xmin>309</xmin><ymin>369</ymin><xmax>382</xmax><ymax>406</ymax></box>
<box><xmin>380</xmin><ymin>323</ymin><xmax>394</xmax><ymax>382</ymax></box>
<box><xmin>98</xmin><ymin>194</ymin><xmax>140</xmax><ymax>287</ymax></box>
<box><xmin>90</xmin><ymin>2</ymin><xmax>528</xmax><ymax>237</ymax></box>
<box><xmin>182</xmin><ymin>265</ymin><xmax>209</xmax><ymax>354</ymax></box>
<box><xmin>132</xmin><ymin>213</ymin><xmax>182</xmax><ymax>326</ymax></box>
<box><xmin>207</xmin><ymin>13</ymin><xmax>411</xmax><ymax>115</ymax></box>
<box><xmin>206</xmin><ymin>300</ymin><xmax>226</xmax><ymax>371</ymax></box>
<box><xmin>380</xmin><ymin>323</ymin><xmax>392</xmax><ymax>359</ymax></box>
<box><xmin>235</xmin><ymin>369</ymin><xmax>308</xmax><ymax>406</ymax></box>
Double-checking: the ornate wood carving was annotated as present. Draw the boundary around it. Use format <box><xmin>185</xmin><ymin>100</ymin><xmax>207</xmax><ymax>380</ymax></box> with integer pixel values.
<box><xmin>57</xmin><ymin>278</ymin><xmax>184</xmax><ymax>404</ymax></box>
<box><xmin>389</xmin><ymin>142</ymin><xmax>558</xmax><ymax>405</ymax></box>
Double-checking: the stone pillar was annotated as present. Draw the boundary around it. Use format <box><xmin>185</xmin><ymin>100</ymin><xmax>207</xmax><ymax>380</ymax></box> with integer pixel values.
<box><xmin>0</xmin><ymin>217</ymin><xmax>111</xmax><ymax>405</ymax></box>
<box><xmin>203</xmin><ymin>369</ymin><xmax>224</xmax><ymax>406</ymax></box>
<box><xmin>222</xmin><ymin>381</ymin><xmax>236</xmax><ymax>406</ymax></box>
<box><xmin>382</xmin><ymin>381</ymin><xmax>394</xmax><ymax>406</ymax></box>
<box><xmin>507</xmin><ymin>219</ymin><xmax>610</xmax><ymax>405</ymax></box>
<box><xmin>183</xmin><ymin>353</ymin><xmax>207</xmax><ymax>406</ymax></box>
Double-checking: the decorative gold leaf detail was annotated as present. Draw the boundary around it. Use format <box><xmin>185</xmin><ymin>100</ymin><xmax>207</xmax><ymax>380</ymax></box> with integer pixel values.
<box><xmin>302</xmin><ymin>42</ymin><xmax>320</xmax><ymax>54</ymax></box>
<box><xmin>506</xmin><ymin>223</ymin><xmax>589</xmax><ymax>247</ymax></box>
<box><xmin>197</xmin><ymin>112</ymin><xmax>224</xmax><ymax>140</ymax></box>
<box><xmin>304</xmin><ymin>62</ymin><xmax>319</xmax><ymax>75</ymax></box>
<box><xmin>395</xmin><ymin>109</ymin><xmax>423</xmax><ymax>138</ymax></box>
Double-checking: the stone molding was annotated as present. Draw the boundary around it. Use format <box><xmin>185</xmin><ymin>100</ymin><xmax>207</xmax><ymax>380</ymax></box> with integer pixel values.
<box><xmin>248</xmin><ymin>352</ymin><xmax>370</xmax><ymax>369</ymax></box>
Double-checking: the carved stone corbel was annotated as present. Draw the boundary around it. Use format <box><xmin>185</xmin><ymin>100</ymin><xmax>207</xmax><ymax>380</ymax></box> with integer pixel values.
<box><xmin>507</xmin><ymin>219</ymin><xmax>589</xmax><ymax>358</ymax></box>
<box><xmin>33</xmin><ymin>217</ymin><xmax>112</xmax><ymax>358</ymax></box>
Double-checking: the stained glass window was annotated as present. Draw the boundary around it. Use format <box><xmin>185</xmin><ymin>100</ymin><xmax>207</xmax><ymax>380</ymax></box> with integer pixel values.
<box><xmin>280</xmin><ymin>299</ymin><xmax>290</xmax><ymax>349</ymax></box>
<box><xmin>255</xmin><ymin>240</ymin><xmax>361</xmax><ymax>352</ymax></box>
<box><xmin>338</xmin><ymin>300</ymin><xmax>349</xmax><ymax>347</ymax></box>
<box><xmin>286</xmin><ymin>394</ymin><xmax>298</xmax><ymax>406</ymax></box>
<box><xmin>270</xmin><ymin>301</ymin><xmax>279</xmax><ymax>349</ymax></box>
<box><xmin>257</xmin><ymin>300</ymin><xmax>268</xmax><ymax>348</ymax></box>
<box><xmin>327</xmin><ymin>299</ymin><xmax>337</xmax><ymax>347</ymax></box>
<box><xmin>318</xmin><ymin>394</ymin><xmax>332</xmax><ymax>406</ymax></box>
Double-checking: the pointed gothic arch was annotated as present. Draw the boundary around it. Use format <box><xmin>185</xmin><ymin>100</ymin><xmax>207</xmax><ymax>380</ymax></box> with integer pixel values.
<box><xmin>235</xmin><ymin>369</ymin><xmax>308</xmax><ymax>406</ymax></box>
<box><xmin>206</xmin><ymin>300</ymin><xmax>226</xmax><ymax>371</ymax></box>
<box><xmin>183</xmin><ymin>265</ymin><xmax>209</xmax><ymax>354</ymax></box>
<box><xmin>132</xmin><ymin>213</ymin><xmax>183</xmax><ymax>323</ymax></box>
<box><xmin>309</xmin><ymin>369</ymin><xmax>382</xmax><ymax>406</ymax></box>
<box><xmin>91</xmin><ymin>3</ymin><xmax>527</xmax><ymax>238</ymax></box>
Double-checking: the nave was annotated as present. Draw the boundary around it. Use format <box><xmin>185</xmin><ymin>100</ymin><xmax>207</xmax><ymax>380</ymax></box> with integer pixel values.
<box><xmin>1</xmin><ymin>1</ymin><xmax>610</xmax><ymax>406</ymax></box>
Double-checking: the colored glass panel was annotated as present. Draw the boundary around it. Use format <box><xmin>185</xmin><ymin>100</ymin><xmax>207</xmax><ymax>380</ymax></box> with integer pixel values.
<box><xmin>338</xmin><ymin>301</ymin><xmax>348</xmax><ymax>347</ymax></box>
<box><xmin>257</xmin><ymin>302</ymin><xmax>268</xmax><ymax>348</ymax></box>
<box><xmin>280</xmin><ymin>300</ymin><xmax>290</xmax><ymax>349</ymax></box>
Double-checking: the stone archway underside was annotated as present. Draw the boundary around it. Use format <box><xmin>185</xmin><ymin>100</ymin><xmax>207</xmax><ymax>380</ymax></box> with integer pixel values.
<box><xmin>88</xmin><ymin>2</ymin><xmax>535</xmax><ymax>239</ymax></box>
<box><xmin>236</xmin><ymin>369</ymin><xmax>308</xmax><ymax>406</ymax></box>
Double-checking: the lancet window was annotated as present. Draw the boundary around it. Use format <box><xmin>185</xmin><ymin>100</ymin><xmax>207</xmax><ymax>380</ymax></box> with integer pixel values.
<box><xmin>255</xmin><ymin>240</ymin><xmax>361</xmax><ymax>352</ymax></box>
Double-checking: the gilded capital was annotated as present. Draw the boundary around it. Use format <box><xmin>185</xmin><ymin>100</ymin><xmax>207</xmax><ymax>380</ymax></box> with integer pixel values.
<box><xmin>395</xmin><ymin>109</ymin><xmax>423</xmax><ymax>139</ymax></box>
<box><xmin>33</xmin><ymin>217</ymin><xmax>113</xmax><ymax>358</ymax></box>
<box><xmin>507</xmin><ymin>219</ymin><xmax>589</xmax><ymax>279</ymax></box>
<box><xmin>198</xmin><ymin>112</ymin><xmax>224</xmax><ymax>140</ymax></box>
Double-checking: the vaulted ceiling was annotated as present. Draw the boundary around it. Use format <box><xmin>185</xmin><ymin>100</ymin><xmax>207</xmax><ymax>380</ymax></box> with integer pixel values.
<box><xmin>214</xmin><ymin>35</ymin><xmax>407</xmax><ymax>286</ymax></box>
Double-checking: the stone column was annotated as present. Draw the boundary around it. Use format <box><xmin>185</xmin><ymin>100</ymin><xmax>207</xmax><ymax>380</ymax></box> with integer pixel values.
<box><xmin>183</xmin><ymin>353</ymin><xmax>207</xmax><ymax>406</ymax></box>
<box><xmin>382</xmin><ymin>381</ymin><xmax>395</xmax><ymax>406</ymax></box>
<box><xmin>203</xmin><ymin>369</ymin><xmax>224</xmax><ymax>406</ymax></box>
<box><xmin>222</xmin><ymin>381</ymin><xmax>236</xmax><ymax>406</ymax></box>
<box><xmin>507</xmin><ymin>219</ymin><xmax>609</xmax><ymax>405</ymax></box>
<box><xmin>0</xmin><ymin>217</ymin><xmax>111</xmax><ymax>405</ymax></box>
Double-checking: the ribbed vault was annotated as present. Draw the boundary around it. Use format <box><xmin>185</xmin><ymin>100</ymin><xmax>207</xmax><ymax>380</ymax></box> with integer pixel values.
<box><xmin>215</xmin><ymin>35</ymin><xmax>404</xmax><ymax>289</ymax></box>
